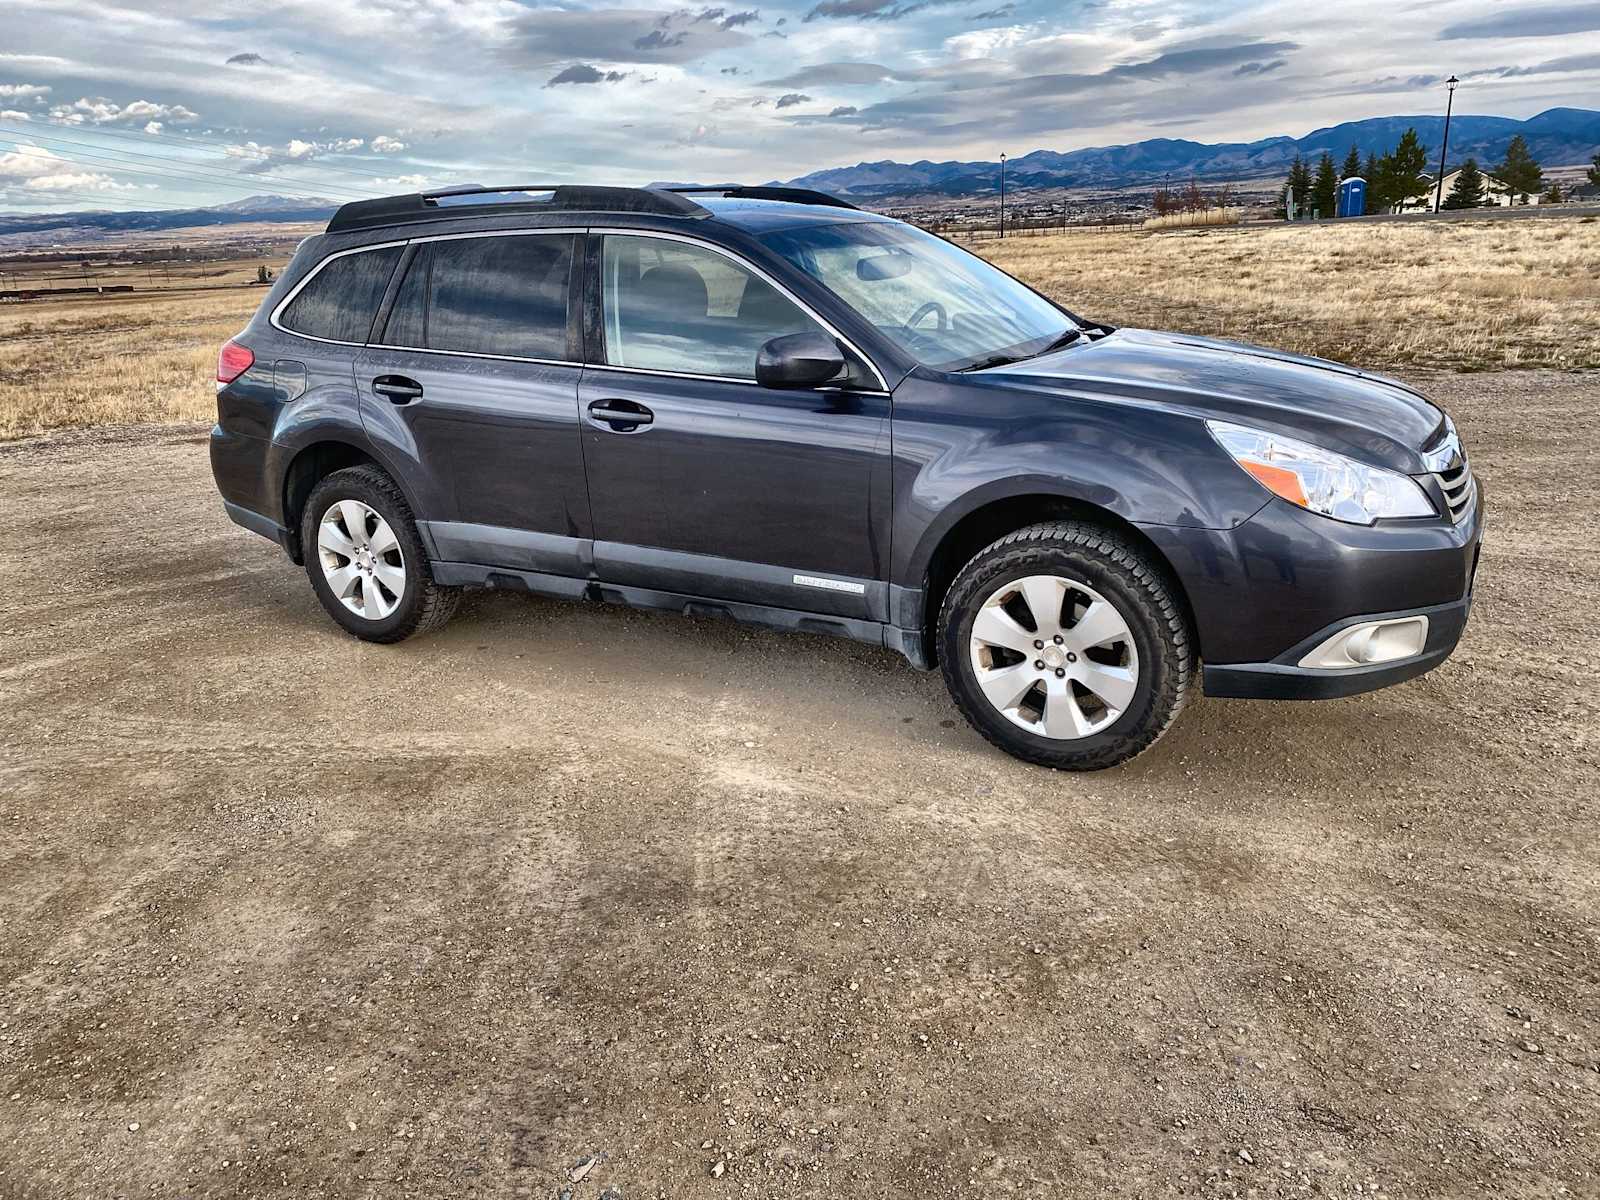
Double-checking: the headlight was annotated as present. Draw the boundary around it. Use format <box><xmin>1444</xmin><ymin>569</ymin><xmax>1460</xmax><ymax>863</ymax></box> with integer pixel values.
<box><xmin>1206</xmin><ymin>420</ymin><xmax>1434</xmax><ymax>525</ymax></box>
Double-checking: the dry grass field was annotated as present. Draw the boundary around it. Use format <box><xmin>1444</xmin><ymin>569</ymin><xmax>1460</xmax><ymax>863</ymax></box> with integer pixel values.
<box><xmin>978</xmin><ymin>215</ymin><xmax>1600</xmax><ymax>372</ymax></box>
<box><xmin>1</xmin><ymin>214</ymin><xmax>1597</xmax><ymax>440</ymax></box>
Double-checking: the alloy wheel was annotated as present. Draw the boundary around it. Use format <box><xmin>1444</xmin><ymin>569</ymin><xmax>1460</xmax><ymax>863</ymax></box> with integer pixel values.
<box><xmin>316</xmin><ymin>499</ymin><xmax>406</xmax><ymax>621</ymax></box>
<box><xmin>967</xmin><ymin>573</ymin><xmax>1139</xmax><ymax>739</ymax></box>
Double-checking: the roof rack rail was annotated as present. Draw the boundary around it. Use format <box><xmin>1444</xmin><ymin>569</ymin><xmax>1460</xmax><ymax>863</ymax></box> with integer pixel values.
<box><xmin>326</xmin><ymin>184</ymin><xmax>712</xmax><ymax>234</ymax></box>
<box><xmin>662</xmin><ymin>185</ymin><xmax>860</xmax><ymax>211</ymax></box>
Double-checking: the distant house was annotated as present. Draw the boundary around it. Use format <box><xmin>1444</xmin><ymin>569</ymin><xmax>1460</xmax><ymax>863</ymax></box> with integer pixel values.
<box><xmin>1397</xmin><ymin>168</ymin><xmax>1539</xmax><ymax>212</ymax></box>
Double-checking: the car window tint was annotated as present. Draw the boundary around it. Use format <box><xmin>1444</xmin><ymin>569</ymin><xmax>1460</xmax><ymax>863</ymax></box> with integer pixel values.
<box><xmin>280</xmin><ymin>245</ymin><xmax>402</xmax><ymax>344</ymax></box>
<box><xmin>601</xmin><ymin>235</ymin><xmax>826</xmax><ymax>379</ymax></box>
<box><xmin>425</xmin><ymin>234</ymin><xmax>574</xmax><ymax>360</ymax></box>
<box><xmin>381</xmin><ymin>244</ymin><xmax>429</xmax><ymax>348</ymax></box>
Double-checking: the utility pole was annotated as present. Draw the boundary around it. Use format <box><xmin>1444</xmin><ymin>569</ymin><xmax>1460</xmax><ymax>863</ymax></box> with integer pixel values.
<box><xmin>998</xmin><ymin>152</ymin><xmax>1007</xmax><ymax>238</ymax></box>
<box><xmin>1434</xmin><ymin>75</ymin><xmax>1459</xmax><ymax>213</ymax></box>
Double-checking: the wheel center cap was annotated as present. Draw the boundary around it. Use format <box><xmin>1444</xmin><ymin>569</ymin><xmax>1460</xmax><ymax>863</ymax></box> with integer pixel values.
<box><xmin>1041</xmin><ymin>644</ymin><xmax>1067</xmax><ymax>669</ymax></box>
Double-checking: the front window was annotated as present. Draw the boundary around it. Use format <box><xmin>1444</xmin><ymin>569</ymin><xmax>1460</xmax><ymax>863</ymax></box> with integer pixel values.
<box><xmin>760</xmin><ymin>221</ymin><xmax>1077</xmax><ymax>372</ymax></box>
<box><xmin>601</xmin><ymin>234</ymin><xmax>827</xmax><ymax>379</ymax></box>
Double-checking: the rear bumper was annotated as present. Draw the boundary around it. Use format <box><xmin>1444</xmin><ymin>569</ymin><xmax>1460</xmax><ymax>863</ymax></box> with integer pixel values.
<box><xmin>223</xmin><ymin>500</ymin><xmax>296</xmax><ymax>556</ymax></box>
<box><xmin>1202</xmin><ymin>594</ymin><xmax>1471</xmax><ymax>698</ymax></box>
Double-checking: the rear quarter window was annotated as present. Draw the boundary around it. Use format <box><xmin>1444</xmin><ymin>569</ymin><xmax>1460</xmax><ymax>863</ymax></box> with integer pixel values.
<box><xmin>278</xmin><ymin>245</ymin><xmax>403</xmax><ymax>344</ymax></box>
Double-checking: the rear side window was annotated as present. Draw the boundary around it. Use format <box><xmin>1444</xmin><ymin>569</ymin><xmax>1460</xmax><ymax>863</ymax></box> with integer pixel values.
<box><xmin>381</xmin><ymin>234</ymin><xmax>575</xmax><ymax>361</ymax></box>
<box><xmin>279</xmin><ymin>245</ymin><xmax>402</xmax><ymax>344</ymax></box>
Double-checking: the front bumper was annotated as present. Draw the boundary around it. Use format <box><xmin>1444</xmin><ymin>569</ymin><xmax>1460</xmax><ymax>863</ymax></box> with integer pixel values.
<box><xmin>1141</xmin><ymin>479</ymin><xmax>1483</xmax><ymax>701</ymax></box>
<box><xmin>1202</xmin><ymin>594</ymin><xmax>1471</xmax><ymax>698</ymax></box>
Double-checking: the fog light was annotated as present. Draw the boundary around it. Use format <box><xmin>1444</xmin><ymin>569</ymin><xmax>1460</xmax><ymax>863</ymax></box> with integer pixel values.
<box><xmin>1298</xmin><ymin>616</ymin><xmax>1428</xmax><ymax>670</ymax></box>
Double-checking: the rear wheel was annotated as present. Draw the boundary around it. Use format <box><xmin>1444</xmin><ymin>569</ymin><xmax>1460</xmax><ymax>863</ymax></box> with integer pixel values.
<box><xmin>301</xmin><ymin>465</ymin><xmax>458</xmax><ymax>643</ymax></box>
<box><xmin>938</xmin><ymin>521</ymin><xmax>1192</xmax><ymax>769</ymax></box>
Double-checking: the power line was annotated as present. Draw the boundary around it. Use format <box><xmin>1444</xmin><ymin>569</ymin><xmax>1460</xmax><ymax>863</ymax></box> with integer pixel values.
<box><xmin>23</xmin><ymin>116</ymin><xmax>433</xmax><ymax>188</ymax></box>
<box><xmin>0</xmin><ymin>126</ymin><xmax>383</xmax><ymax>201</ymax></box>
<box><xmin>0</xmin><ymin>186</ymin><xmax>199</xmax><ymax>210</ymax></box>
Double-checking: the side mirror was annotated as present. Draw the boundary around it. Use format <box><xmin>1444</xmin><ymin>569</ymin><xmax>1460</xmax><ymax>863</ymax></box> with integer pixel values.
<box><xmin>755</xmin><ymin>332</ymin><xmax>847</xmax><ymax>389</ymax></box>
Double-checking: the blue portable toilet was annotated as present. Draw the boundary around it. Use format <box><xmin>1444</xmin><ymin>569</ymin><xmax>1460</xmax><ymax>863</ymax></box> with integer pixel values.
<box><xmin>1337</xmin><ymin>177</ymin><xmax>1366</xmax><ymax>218</ymax></box>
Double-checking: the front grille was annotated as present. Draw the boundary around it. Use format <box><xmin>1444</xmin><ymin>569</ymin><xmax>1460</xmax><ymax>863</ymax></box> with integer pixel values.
<box><xmin>1434</xmin><ymin>456</ymin><xmax>1474</xmax><ymax>523</ymax></box>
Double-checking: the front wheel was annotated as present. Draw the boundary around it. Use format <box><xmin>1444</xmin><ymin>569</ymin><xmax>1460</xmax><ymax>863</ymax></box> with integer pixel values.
<box><xmin>301</xmin><ymin>465</ymin><xmax>459</xmax><ymax>643</ymax></box>
<box><xmin>938</xmin><ymin>522</ymin><xmax>1193</xmax><ymax>769</ymax></box>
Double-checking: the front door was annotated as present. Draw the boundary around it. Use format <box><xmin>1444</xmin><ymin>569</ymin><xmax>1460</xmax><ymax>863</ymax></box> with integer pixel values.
<box><xmin>578</xmin><ymin>232</ymin><xmax>891</xmax><ymax>620</ymax></box>
<box><xmin>357</xmin><ymin>231</ymin><xmax>590</xmax><ymax>577</ymax></box>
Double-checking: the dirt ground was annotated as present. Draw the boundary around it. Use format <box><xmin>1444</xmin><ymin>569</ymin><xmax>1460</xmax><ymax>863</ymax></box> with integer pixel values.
<box><xmin>1</xmin><ymin>369</ymin><xmax>1597</xmax><ymax>1199</ymax></box>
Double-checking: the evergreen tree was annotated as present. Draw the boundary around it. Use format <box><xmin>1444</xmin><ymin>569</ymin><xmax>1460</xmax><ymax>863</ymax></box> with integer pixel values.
<box><xmin>1389</xmin><ymin>128</ymin><xmax>1431</xmax><ymax>207</ymax></box>
<box><xmin>1285</xmin><ymin>155</ymin><xmax>1312</xmax><ymax>219</ymax></box>
<box><xmin>1363</xmin><ymin>150</ymin><xmax>1385</xmax><ymax>211</ymax></box>
<box><xmin>1341</xmin><ymin>145</ymin><xmax>1362</xmax><ymax>180</ymax></box>
<box><xmin>1495</xmin><ymin>135</ymin><xmax>1542</xmax><ymax>197</ymax></box>
<box><xmin>1542</xmin><ymin>181</ymin><xmax>1563</xmax><ymax>204</ymax></box>
<box><xmin>1588</xmin><ymin>153</ymin><xmax>1600</xmax><ymax>190</ymax></box>
<box><xmin>1442</xmin><ymin>158</ymin><xmax>1486</xmax><ymax>209</ymax></box>
<box><xmin>1311</xmin><ymin>152</ymin><xmax>1338</xmax><ymax>219</ymax></box>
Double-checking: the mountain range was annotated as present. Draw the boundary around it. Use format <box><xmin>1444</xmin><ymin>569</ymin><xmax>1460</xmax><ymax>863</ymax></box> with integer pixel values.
<box><xmin>2</xmin><ymin>107</ymin><xmax>1597</xmax><ymax>238</ymax></box>
<box><xmin>779</xmin><ymin>107</ymin><xmax>1600</xmax><ymax>198</ymax></box>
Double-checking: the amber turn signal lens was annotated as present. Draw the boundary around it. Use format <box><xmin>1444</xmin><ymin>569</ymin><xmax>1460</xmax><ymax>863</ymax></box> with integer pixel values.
<box><xmin>1240</xmin><ymin>459</ymin><xmax>1310</xmax><ymax>508</ymax></box>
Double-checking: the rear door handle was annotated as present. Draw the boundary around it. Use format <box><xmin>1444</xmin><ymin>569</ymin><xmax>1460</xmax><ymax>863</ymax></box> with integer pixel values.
<box><xmin>372</xmin><ymin>375</ymin><xmax>424</xmax><ymax>404</ymax></box>
<box><xmin>588</xmin><ymin>400</ymin><xmax>654</xmax><ymax>430</ymax></box>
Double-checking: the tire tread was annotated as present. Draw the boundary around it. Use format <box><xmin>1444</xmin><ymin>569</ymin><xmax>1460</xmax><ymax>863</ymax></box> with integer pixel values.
<box><xmin>937</xmin><ymin>520</ymin><xmax>1192</xmax><ymax>769</ymax></box>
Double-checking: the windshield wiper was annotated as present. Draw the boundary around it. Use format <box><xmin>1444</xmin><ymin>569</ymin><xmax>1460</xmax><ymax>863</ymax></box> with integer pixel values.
<box><xmin>1037</xmin><ymin>326</ymin><xmax>1083</xmax><ymax>355</ymax></box>
<box><xmin>957</xmin><ymin>327</ymin><xmax>1083</xmax><ymax>373</ymax></box>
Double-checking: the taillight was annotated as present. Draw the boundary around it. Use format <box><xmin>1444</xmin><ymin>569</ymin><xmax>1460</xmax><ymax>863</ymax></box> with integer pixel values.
<box><xmin>217</xmin><ymin>340</ymin><xmax>255</xmax><ymax>384</ymax></box>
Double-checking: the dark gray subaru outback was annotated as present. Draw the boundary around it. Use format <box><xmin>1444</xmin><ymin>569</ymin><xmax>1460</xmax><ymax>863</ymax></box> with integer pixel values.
<box><xmin>211</xmin><ymin>184</ymin><xmax>1482</xmax><ymax>769</ymax></box>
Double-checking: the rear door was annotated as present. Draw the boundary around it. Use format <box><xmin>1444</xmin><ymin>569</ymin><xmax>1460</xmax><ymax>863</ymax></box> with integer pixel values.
<box><xmin>356</xmin><ymin>230</ymin><xmax>590</xmax><ymax>577</ymax></box>
<box><xmin>578</xmin><ymin>231</ymin><xmax>892</xmax><ymax>619</ymax></box>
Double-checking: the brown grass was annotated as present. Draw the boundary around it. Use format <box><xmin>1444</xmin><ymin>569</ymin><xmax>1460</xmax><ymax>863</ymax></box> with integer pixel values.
<box><xmin>2</xmin><ymin>216</ymin><xmax>1597</xmax><ymax>439</ymax></box>
<box><xmin>0</xmin><ymin>272</ymin><xmax>270</xmax><ymax>440</ymax></box>
<box><xmin>977</xmin><ymin>215</ymin><xmax>1600</xmax><ymax>372</ymax></box>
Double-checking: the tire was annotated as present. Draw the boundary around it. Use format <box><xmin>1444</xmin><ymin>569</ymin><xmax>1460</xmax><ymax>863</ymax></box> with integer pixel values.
<box><xmin>938</xmin><ymin>521</ymin><xmax>1193</xmax><ymax>770</ymax></box>
<box><xmin>300</xmin><ymin>465</ymin><xmax>459</xmax><ymax>644</ymax></box>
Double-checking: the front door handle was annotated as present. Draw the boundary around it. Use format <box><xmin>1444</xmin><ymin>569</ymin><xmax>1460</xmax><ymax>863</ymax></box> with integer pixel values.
<box><xmin>588</xmin><ymin>400</ymin><xmax>654</xmax><ymax>430</ymax></box>
<box><xmin>372</xmin><ymin>375</ymin><xmax>424</xmax><ymax>404</ymax></box>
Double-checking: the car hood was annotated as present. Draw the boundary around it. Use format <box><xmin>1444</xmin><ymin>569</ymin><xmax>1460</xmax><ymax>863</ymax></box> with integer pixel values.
<box><xmin>977</xmin><ymin>327</ymin><xmax>1445</xmax><ymax>472</ymax></box>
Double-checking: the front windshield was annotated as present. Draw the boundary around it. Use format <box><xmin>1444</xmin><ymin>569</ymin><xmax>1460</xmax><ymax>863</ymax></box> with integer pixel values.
<box><xmin>759</xmin><ymin>220</ymin><xmax>1077</xmax><ymax>372</ymax></box>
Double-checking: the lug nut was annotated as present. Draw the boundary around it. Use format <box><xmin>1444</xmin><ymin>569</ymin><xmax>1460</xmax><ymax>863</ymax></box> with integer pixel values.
<box><xmin>1055</xmin><ymin>668</ymin><xmax>1066</xmax><ymax>678</ymax></box>
<box><xmin>1053</xmin><ymin>634</ymin><xmax>1064</xmax><ymax>645</ymax></box>
<box><xmin>1033</xmin><ymin>640</ymin><xmax>1044</xmax><ymax>650</ymax></box>
<box><xmin>1067</xmin><ymin>652</ymin><xmax>1078</xmax><ymax>663</ymax></box>
<box><xmin>1034</xmin><ymin>660</ymin><xmax>1045</xmax><ymax>670</ymax></box>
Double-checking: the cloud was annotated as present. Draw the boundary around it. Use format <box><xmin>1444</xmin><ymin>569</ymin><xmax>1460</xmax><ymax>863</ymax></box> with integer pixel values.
<box><xmin>226</xmin><ymin>52</ymin><xmax>269</xmax><ymax>66</ymax></box>
<box><xmin>1</xmin><ymin>109</ymin><xmax>30</xmax><ymax>122</ymax></box>
<box><xmin>1442</xmin><ymin>3</ymin><xmax>1600</xmax><ymax>39</ymax></box>
<box><xmin>804</xmin><ymin>0</ymin><xmax>962</xmax><ymax>21</ymax></box>
<box><xmin>0</xmin><ymin>84</ymin><xmax>51</xmax><ymax>100</ymax></box>
<box><xmin>224</xmin><ymin>135</ymin><xmax>390</xmax><ymax>174</ymax></box>
<box><xmin>970</xmin><ymin>5</ymin><xmax>1015</xmax><ymax>18</ymax></box>
<box><xmin>775</xmin><ymin>92</ymin><xmax>811</xmax><ymax>108</ymax></box>
<box><xmin>762</xmin><ymin>61</ymin><xmax>898</xmax><ymax>87</ymax></box>
<box><xmin>503</xmin><ymin>7</ymin><xmax>755</xmax><ymax>67</ymax></box>
<box><xmin>828</xmin><ymin>105</ymin><xmax>858</xmax><ymax>117</ymax></box>
<box><xmin>373</xmin><ymin>173</ymin><xmax>430</xmax><ymax>189</ymax></box>
<box><xmin>829</xmin><ymin>39</ymin><xmax>1303</xmax><ymax>135</ymax></box>
<box><xmin>47</xmin><ymin>97</ymin><xmax>199</xmax><ymax>126</ymax></box>
<box><xmin>0</xmin><ymin>145</ymin><xmax>138</xmax><ymax>191</ymax></box>
<box><xmin>1234</xmin><ymin>60</ymin><xmax>1286</xmax><ymax>77</ymax></box>
<box><xmin>1472</xmin><ymin>52</ymin><xmax>1600</xmax><ymax>78</ymax></box>
<box><xmin>546</xmin><ymin>63</ymin><xmax>630</xmax><ymax>86</ymax></box>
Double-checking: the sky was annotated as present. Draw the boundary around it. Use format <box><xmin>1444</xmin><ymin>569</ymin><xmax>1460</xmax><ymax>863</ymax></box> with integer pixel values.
<box><xmin>0</xmin><ymin>0</ymin><xmax>1597</xmax><ymax>211</ymax></box>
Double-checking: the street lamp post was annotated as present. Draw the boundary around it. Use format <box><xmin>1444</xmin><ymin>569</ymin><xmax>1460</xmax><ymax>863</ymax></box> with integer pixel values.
<box><xmin>1434</xmin><ymin>75</ymin><xmax>1459</xmax><ymax>213</ymax></box>
<box><xmin>999</xmin><ymin>152</ymin><xmax>1007</xmax><ymax>238</ymax></box>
